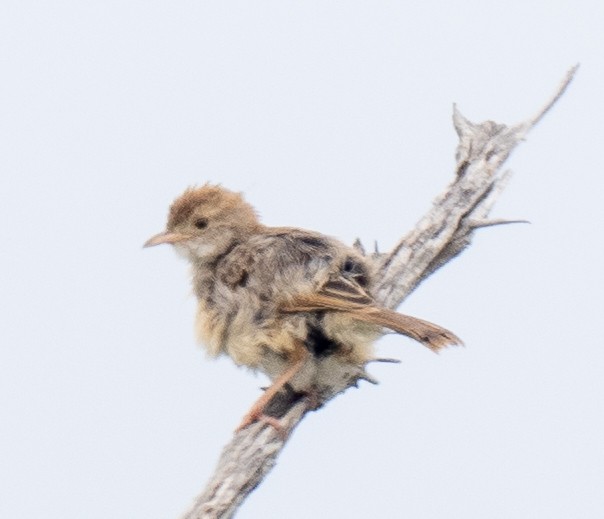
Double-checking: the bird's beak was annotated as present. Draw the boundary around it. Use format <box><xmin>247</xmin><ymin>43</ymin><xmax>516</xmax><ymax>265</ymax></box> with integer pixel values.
<box><xmin>143</xmin><ymin>231</ymin><xmax>190</xmax><ymax>248</ymax></box>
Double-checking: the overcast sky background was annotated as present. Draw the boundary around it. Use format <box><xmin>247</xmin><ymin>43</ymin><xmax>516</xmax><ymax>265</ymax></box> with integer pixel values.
<box><xmin>1</xmin><ymin>2</ymin><xmax>603</xmax><ymax>518</ymax></box>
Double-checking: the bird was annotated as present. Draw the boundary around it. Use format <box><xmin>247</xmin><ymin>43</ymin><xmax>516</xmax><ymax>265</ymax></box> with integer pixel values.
<box><xmin>144</xmin><ymin>184</ymin><xmax>461</xmax><ymax>431</ymax></box>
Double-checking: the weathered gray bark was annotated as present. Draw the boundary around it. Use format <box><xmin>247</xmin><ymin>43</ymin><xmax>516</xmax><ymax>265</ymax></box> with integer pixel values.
<box><xmin>180</xmin><ymin>66</ymin><xmax>578</xmax><ymax>519</ymax></box>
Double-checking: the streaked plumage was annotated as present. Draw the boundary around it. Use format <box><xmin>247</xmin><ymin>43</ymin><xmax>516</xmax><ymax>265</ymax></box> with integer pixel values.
<box><xmin>145</xmin><ymin>184</ymin><xmax>461</xmax><ymax>429</ymax></box>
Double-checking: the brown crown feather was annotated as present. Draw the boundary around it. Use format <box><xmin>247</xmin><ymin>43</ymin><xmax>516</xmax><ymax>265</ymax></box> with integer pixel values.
<box><xmin>167</xmin><ymin>184</ymin><xmax>259</xmax><ymax>229</ymax></box>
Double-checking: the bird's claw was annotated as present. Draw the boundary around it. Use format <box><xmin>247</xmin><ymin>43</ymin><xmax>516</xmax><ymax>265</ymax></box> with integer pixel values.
<box><xmin>235</xmin><ymin>411</ymin><xmax>288</xmax><ymax>439</ymax></box>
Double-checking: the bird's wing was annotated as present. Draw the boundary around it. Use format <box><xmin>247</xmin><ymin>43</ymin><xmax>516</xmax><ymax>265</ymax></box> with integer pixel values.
<box><xmin>282</xmin><ymin>275</ymin><xmax>461</xmax><ymax>352</ymax></box>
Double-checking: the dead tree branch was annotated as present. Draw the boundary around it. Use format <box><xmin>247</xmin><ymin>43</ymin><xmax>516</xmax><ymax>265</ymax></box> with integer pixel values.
<box><xmin>180</xmin><ymin>65</ymin><xmax>577</xmax><ymax>519</ymax></box>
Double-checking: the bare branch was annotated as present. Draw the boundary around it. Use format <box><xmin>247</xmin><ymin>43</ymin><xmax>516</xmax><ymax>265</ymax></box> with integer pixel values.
<box><xmin>526</xmin><ymin>64</ymin><xmax>578</xmax><ymax>129</ymax></box>
<box><xmin>181</xmin><ymin>401</ymin><xmax>307</xmax><ymax>519</ymax></box>
<box><xmin>466</xmin><ymin>218</ymin><xmax>530</xmax><ymax>229</ymax></box>
<box><xmin>374</xmin><ymin>66</ymin><xmax>577</xmax><ymax>308</ymax></box>
<box><xmin>180</xmin><ymin>66</ymin><xmax>577</xmax><ymax>519</ymax></box>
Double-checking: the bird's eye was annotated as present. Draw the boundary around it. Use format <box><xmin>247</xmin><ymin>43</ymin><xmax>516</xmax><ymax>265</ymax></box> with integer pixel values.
<box><xmin>194</xmin><ymin>218</ymin><xmax>208</xmax><ymax>229</ymax></box>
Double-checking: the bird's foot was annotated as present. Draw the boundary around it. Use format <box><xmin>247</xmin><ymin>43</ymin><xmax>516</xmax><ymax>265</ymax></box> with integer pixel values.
<box><xmin>235</xmin><ymin>409</ymin><xmax>288</xmax><ymax>439</ymax></box>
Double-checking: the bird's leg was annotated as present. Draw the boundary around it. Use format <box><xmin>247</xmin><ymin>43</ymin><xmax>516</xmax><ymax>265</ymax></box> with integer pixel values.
<box><xmin>236</xmin><ymin>346</ymin><xmax>309</xmax><ymax>435</ymax></box>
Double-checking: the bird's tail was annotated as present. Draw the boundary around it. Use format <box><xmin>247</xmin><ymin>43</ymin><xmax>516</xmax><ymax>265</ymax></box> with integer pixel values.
<box><xmin>283</xmin><ymin>291</ymin><xmax>461</xmax><ymax>352</ymax></box>
<box><xmin>348</xmin><ymin>306</ymin><xmax>462</xmax><ymax>352</ymax></box>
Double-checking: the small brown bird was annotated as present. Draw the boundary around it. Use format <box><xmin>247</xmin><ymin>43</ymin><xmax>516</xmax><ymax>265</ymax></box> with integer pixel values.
<box><xmin>145</xmin><ymin>184</ymin><xmax>460</xmax><ymax>430</ymax></box>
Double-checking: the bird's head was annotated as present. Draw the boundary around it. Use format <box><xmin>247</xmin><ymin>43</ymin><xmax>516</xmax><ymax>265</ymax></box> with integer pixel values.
<box><xmin>144</xmin><ymin>184</ymin><xmax>261</xmax><ymax>262</ymax></box>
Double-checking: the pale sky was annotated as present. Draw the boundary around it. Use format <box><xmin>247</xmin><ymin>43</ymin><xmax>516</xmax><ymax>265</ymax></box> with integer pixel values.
<box><xmin>1</xmin><ymin>2</ymin><xmax>603</xmax><ymax>518</ymax></box>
